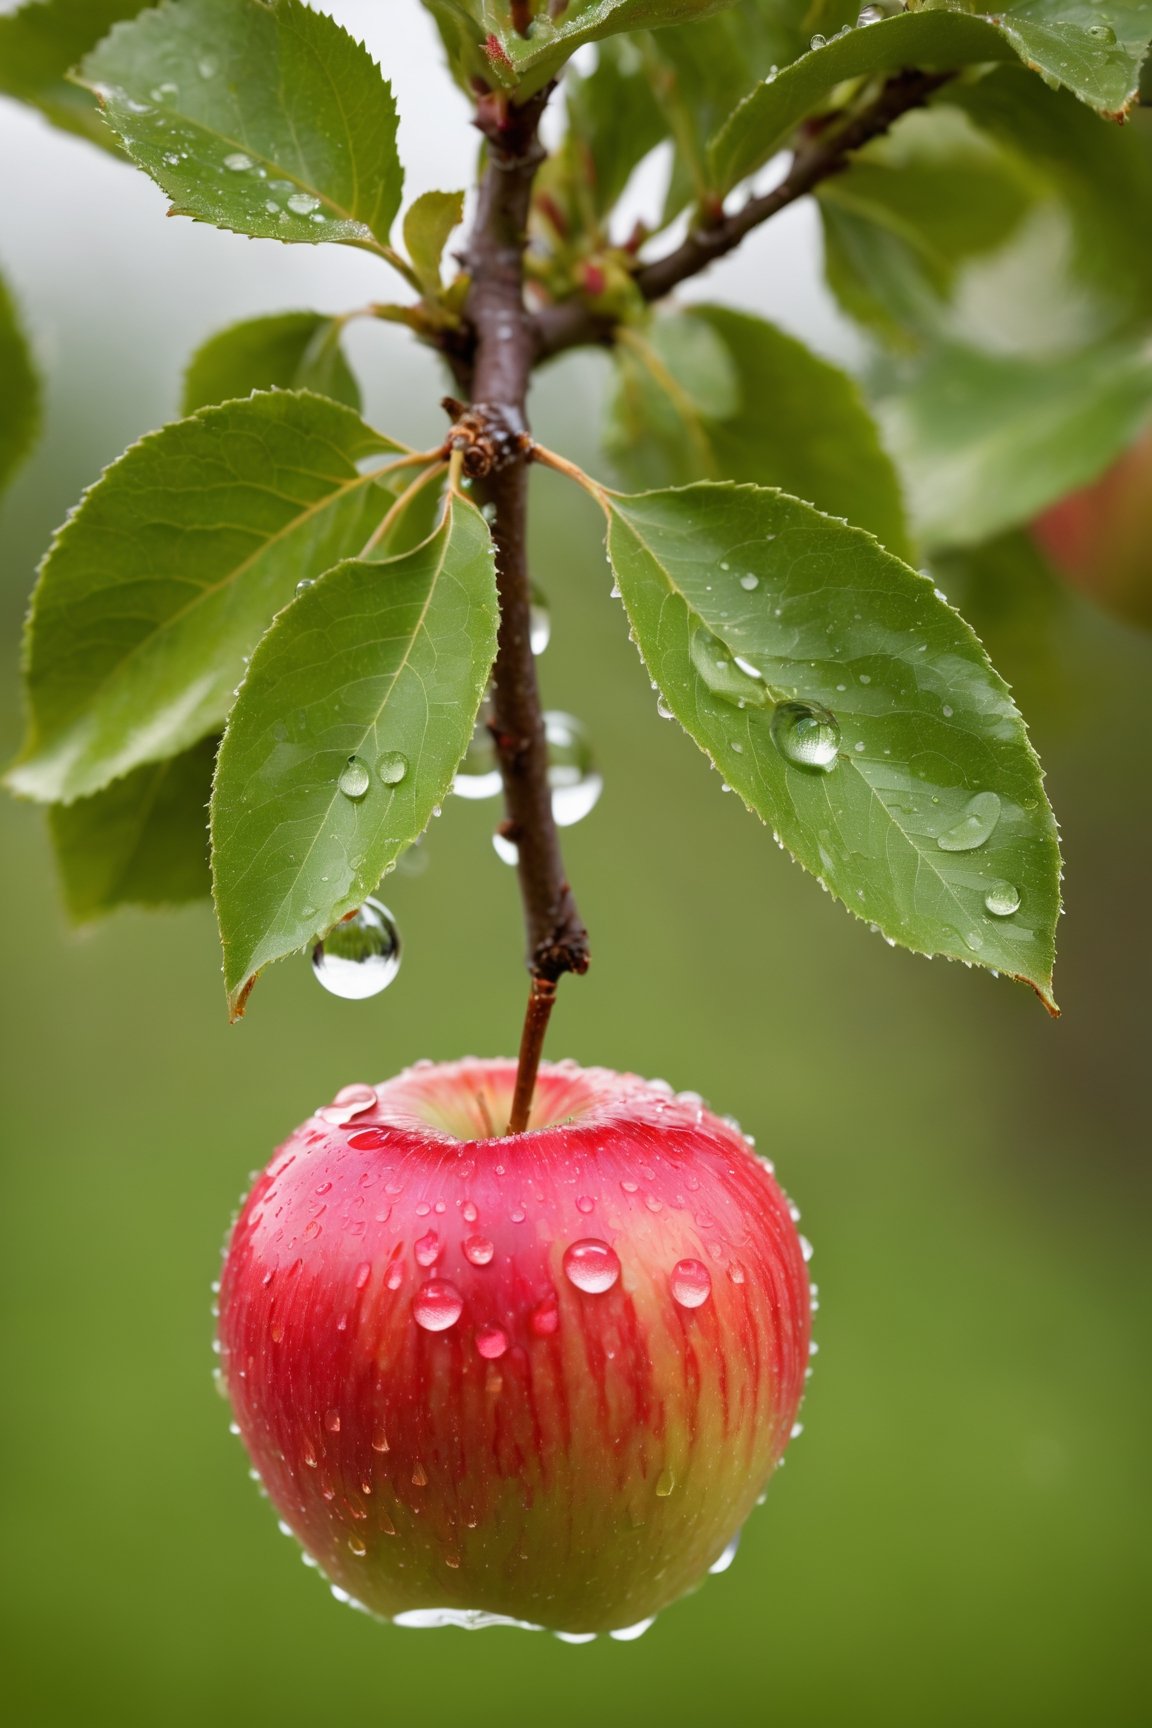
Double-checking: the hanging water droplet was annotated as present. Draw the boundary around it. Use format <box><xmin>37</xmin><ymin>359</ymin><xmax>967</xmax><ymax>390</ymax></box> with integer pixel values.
<box><xmin>338</xmin><ymin>755</ymin><xmax>371</xmax><ymax>799</ymax></box>
<box><xmin>475</xmin><ymin>1324</ymin><xmax>508</xmax><ymax>1360</ymax></box>
<box><xmin>545</xmin><ymin>711</ymin><xmax>602</xmax><ymax>827</ymax></box>
<box><xmin>311</xmin><ymin>899</ymin><xmax>401</xmax><ymax>999</ymax></box>
<box><xmin>670</xmin><ymin>1258</ymin><xmax>712</xmax><ymax>1309</ymax></box>
<box><xmin>936</xmin><ymin>791</ymin><xmax>1001</xmax><ymax>852</ymax></box>
<box><xmin>563</xmin><ymin>1239</ymin><xmax>620</xmax><ymax>1294</ymax></box>
<box><xmin>709</xmin><ymin>1532</ymin><xmax>741</xmax><ymax>1574</ymax></box>
<box><xmin>771</xmin><ymin>701</ymin><xmax>840</xmax><ymax>772</ymax></box>
<box><xmin>287</xmin><ymin>191</ymin><xmax>321</xmax><ymax>215</ymax></box>
<box><xmin>412</xmin><ymin>1279</ymin><xmax>464</xmax><ymax>1332</ymax></box>
<box><xmin>453</xmin><ymin>721</ymin><xmax>502</xmax><ymax>800</ymax></box>
<box><xmin>377</xmin><ymin>750</ymin><xmax>408</xmax><ymax>787</ymax></box>
<box><xmin>530</xmin><ymin>585</ymin><xmax>551</xmax><ymax>655</ymax></box>
<box><xmin>656</xmin><ymin>695</ymin><xmax>674</xmax><ymax>721</ymax></box>
<box><xmin>984</xmin><ymin>880</ymin><xmax>1021</xmax><ymax>917</ymax></box>
<box><xmin>690</xmin><ymin>627</ymin><xmax>769</xmax><ymax>708</ymax></box>
<box><xmin>223</xmin><ymin>151</ymin><xmax>253</xmax><ymax>172</ymax></box>
<box><xmin>609</xmin><ymin>1618</ymin><xmax>656</xmax><ymax>1642</ymax></box>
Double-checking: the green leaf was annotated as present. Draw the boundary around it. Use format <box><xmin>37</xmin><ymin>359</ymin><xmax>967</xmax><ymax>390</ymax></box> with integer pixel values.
<box><xmin>79</xmin><ymin>0</ymin><xmax>403</xmax><ymax>253</ymax></box>
<box><xmin>881</xmin><ymin>342</ymin><xmax>1152</xmax><ymax>551</ymax></box>
<box><xmin>181</xmin><ymin>312</ymin><xmax>361</xmax><ymax>413</ymax></box>
<box><xmin>711</xmin><ymin>12</ymin><xmax>1013</xmax><ymax>193</ymax></box>
<box><xmin>607</xmin><ymin>306</ymin><xmax>911</xmax><ymax>558</ymax></box>
<box><xmin>0</xmin><ymin>269</ymin><xmax>40</xmax><ymax>498</ymax></box>
<box><xmin>426</xmin><ymin>0</ymin><xmax>742</xmax><ymax>97</ymax></box>
<box><xmin>402</xmin><ymin>190</ymin><xmax>466</xmax><ymax>294</ymax></box>
<box><xmin>0</xmin><ymin>0</ymin><xmax>151</xmax><ymax>154</ymax></box>
<box><xmin>603</xmin><ymin>482</ymin><xmax>1060</xmax><ymax>1010</ymax></box>
<box><xmin>7</xmin><ymin>391</ymin><xmax>408</xmax><ymax>807</ymax></box>
<box><xmin>210</xmin><ymin>494</ymin><xmax>498</xmax><ymax>1017</ymax></box>
<box><xmin>48</xmin><ymin>736</ymin><xmax>217</xmax><ymax>922</ymax></box>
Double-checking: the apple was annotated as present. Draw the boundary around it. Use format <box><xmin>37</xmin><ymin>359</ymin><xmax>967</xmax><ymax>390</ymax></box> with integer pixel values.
<box><xmin>217</xmin><ymin>1059</ymin><xmax>811</xmax><ymax>1635</ymax></box>
<box><xmin>1033</xmin><ymin>427</ymin><xmax>1152</xmax><ymax>629</ymax></box>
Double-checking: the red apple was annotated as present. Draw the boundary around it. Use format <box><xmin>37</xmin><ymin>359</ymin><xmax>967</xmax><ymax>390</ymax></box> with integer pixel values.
<box><xmin>217</xmin><ymin>1059</ymin><xmax>811</xmax><ymax>1635</ymax></box>
<box><xmin>1033</xmin><ymin>427</ymin><xmax>1152</xmax><ymax>628</ymax></box>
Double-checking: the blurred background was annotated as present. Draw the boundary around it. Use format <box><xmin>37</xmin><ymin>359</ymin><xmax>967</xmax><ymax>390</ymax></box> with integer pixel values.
<box><xmin>1</xmin><ymin>4</ymin><xmax>1149</xmax><ymax>1725</ymax></box>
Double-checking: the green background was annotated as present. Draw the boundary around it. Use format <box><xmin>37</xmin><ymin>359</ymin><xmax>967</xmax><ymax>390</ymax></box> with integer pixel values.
<box><xmin>2</xmin><ymin>24</ymin><xmax>1151</xmax><ymax>1728</ymax></box>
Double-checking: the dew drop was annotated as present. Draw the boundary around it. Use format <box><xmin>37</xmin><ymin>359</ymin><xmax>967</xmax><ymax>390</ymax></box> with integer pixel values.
<box><xmin>223</xmin><ymin>151</ymin><xmax>253</xmax><ymax>172</ymax></box>
<box><xmin>530</xmin><ymin>586</ymin><xmax>551</xmax><ymax>655</ymax></box>
<box><xmin>318</xmin><ymin>1082</ymin><xmax>377</xmax><ymax>1126</ymax></box>
<box><xmin>371</xmin><ymin>1425</ymin><xmax>390</xmax><ymax>1452</ymax></box>
<box><xmin>1088</xmin><ymin>21</ymin><xmax>1117</xmax><ymax>39</ymax></box>
<box><xmin>609</xmin><ymin>1618</ymin><xmax>655</xmax><ymax>1642</ymax></box>
<box><xmin>690</xmin><ymin>626</ymin><xmax>769</xmax><ymax>708</ymax></box>
<box><xmin>531</xmin><ymin>1292</ymin><xmax>560</xmax><ymax>1335</ymax></box>
<box><xmin>377</xmin><ymin>751</ymin><xmax>408</xmax><ymax>786</ymax></box>
<box><xmin>354</xmin><ymin>1261</ymin><xmax>372</xmax><ymax>1290</ymax></box>
<box><xmin>810</xmin><ymin>31</ymin><xmax>827</xmax><ymax>47</ymax></box>
<box><xmin>709</xmin><ymin>1532</ymin><xmax>741</xmax><ymax>1574</ymax></box>
<box><xmin>984</xmin><ymin>880</ymin><xmax>1021</xmax><ymax>917</ymax></box>
<box><xmin>348</xmin><ymin>1534</ymin><xmax>367</xmax><ymax>1557</ymax></box>
<box><xmin>545</xmin><ymin>711</ymin><xmax>602</xmax><ymax>827</ymax></box>
<box><xmin>475</xmin><ymin>1324</ymin><xmax>509</xmax><ymax>1360</ymax></box>
<box><xmin>936</xmin><ymin>791</ymin><xmax>1001</xmax><ymax>852</ymax></box>
<box><xmin>563</xmin><ymin>1239</ymin><xmax>620</xmax><ymax>1294</ymax></box>
<box><xmin>312</xmin><ymin>899</ymin><xmax>401</xmax><ymax>999</ymax></box>
<box><xmin>655</xmin><ymin>1467</ymin><xmax>675</xmax><ymax>1498</ymax></box>
<box><xmin>670</xmin><ymin>1258</ymin><xmax>712</xmax><ymax>1309</ymax></box>
<box><xmin>325</xmin><ymin>1408</ymin><xmax>341</xmax><ymax>1433</ymax></box>
<box><xmin>415</xmin><ymin>1230</ymin><xmax>441</xmax><ymax>1268</ymax></box>
<box><xmin>338</xmin><ymin>755</ymin><xmax>371</xmax><ymax>799</ymax></box>
<box><xmin>464</xmin><ymin>1235</ymin><xmax>495</xmax><ymax>1266</ymax></box>
<box><xmin>771</xmin><ymin>701</ymin><xmax>840</xmax><ymax>772</ymax></box>
<box><xmin>287</xmin><ymin>191</ymin><xmax>321</xmax><ymax>215</ymax></box>
<box><xmin>412</xmin><ymin>1279</ymin><xmax>463</xmax><ymax>1331</ymax></box>
<box><xmin>575</xmin><ymin>1195</ymin><xmax>595</xmax><ymax>1215</ymax></box>
<box><xmin>739</xmin><ymin>573</ymin><xmax>759</xmax><ymax>591</ymax></box>
<box><xmin>454</xmin><ymin>721</ymin><xmax>502</xmax><ymax>800</ymax></box>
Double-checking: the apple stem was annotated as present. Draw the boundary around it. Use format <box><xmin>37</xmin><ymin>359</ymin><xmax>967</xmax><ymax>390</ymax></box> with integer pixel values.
<box><xmin>450</xmin><ymin>83</ymin><xmax>590</xmax><ymax>1127</ymax></box>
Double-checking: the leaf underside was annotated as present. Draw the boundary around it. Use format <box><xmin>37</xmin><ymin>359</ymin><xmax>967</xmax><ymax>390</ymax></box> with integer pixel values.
<box><xmin>211</xmin><ymin>495</ymin><xmax>499</xmax><ymax>1017</ymax></box>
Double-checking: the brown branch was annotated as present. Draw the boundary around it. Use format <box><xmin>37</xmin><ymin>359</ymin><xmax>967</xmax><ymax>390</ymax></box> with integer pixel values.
<box><xmin>457</xmin><ymin>85</ymin><xmax>590</xmax><ymax>1131</ymax></box>
<box><xmin>530</xmin><ymin>68</ymin><xmax>953</xmax><ymax>364</ymax></box>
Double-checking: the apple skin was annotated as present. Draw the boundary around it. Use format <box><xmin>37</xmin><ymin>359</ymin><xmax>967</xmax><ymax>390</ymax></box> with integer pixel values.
<box><xmin>1033</xmin><ymin>428</ymin><xmax>1152</xmax><ymax>628</ymax></box>
<box><xmin>217</xmin><ymin>1059</ymin><xmax>811</xmax><ymax>1634</ymax></box>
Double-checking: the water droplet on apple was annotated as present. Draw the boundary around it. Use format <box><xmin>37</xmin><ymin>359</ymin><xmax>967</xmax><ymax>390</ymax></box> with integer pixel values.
<box><xmin>709</xmin><ymin>1532</ymin><xmax>741</xmax><ymax>1574</ymax></box>
<box><xmin>475</xmin><ymin>1324</ymin><xmax>509</xmax><ymax>1359</ymax></box>
<box><xmin>670</xmin><ymin>1258</ymin><xmax>712</xmax><ymax>1308</ymax></box>
<box><xmin>412</xmin><ymin>1279</ymin><xmax>464</xmax><ymax>1331</ymax></box>
<box><xmin>771</xmin><ymin>701</ymin><xmax>840</xmax><ymax>771</ymax></box>
<box><xmin>563</xmin><ymin>1239</ymin><xmax>620</xmax><ymax>1294</ymax></box>
<box><xmin>531</xmin><ymin>1291</ymin><xmax>560</xmax><ymax>1335</ymax></box>
<box><xmin>575</xmin><ymin>1195</ymin><xmax>595</xmax><ymax>1214</ymax></box>
<box><xmin>414</xmin><ymin>1230</ymin><xmax>440</xmax><ymax>1267</ymax></box>
<box><xmin>655</xmin><ymin>1467</ymin><xmax>675</xmax><ymax>1497</ymax></box>
<box><xmin>464</xmin><ymin>1235</ymin><xmax>495</xmax><ymax>1266</ymax></box>
<box><xmin>371</xmin><ymin>1425</ymin><xmax>389</xmax><ymax>1452</ymax></box>
<box><xmin>312</xmin><ymin>900</ymin><xmax>401</xmax><ymax>999</ymax></box>
<box><xmin>936</xmin><ymin>791</ymin><xmax>1001</xmax><ymax>852</ymax></box>
<box><xmin>609</xmin><ymin>1618</ymin><xmax>656</xmax><ymax>1641</ymax></box>
<box><xmin>324</xmin><ymin>1408</ymin><xmax>341</xmax><ymax>1432</ymax></box>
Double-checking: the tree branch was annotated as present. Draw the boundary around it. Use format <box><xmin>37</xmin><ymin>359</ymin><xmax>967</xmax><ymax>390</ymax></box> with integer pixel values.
<box><xmin>530</xmin><ymin>68</ymin><xmax>953</xmax><ymax>364</ymax></box>
<box><xmin>458</xmin><ymin>86</ymin><xmax>590</xmax><ymax>1131</ymax></box>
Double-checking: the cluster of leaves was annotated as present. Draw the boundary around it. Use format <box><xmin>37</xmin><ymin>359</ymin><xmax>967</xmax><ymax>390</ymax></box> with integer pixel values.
<box><xmin>3</xmin><ymin>0</ymin><xmax>1150</xmax><ymax>1020</ymax></box>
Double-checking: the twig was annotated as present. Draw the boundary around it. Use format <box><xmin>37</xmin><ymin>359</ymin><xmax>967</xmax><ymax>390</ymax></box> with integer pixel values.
<box><xmin>460</xmin><ymin>85</ymin><xmax>590</xmax><ymax>1131</ymax></box>
<box><xmin>530</xmin><ymin>68</ymin><xmax>953</xmax><ymax>363</ymax></box>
